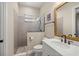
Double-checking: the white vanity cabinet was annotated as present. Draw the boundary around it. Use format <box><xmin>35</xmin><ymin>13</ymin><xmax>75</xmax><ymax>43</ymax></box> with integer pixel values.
<box><xmin>42</xmin><ymin>42</ymin><xmax>62</xmax><ymax>56</ymax></box>
<box><xmin>42</xmin><ymin>38</ymin><xmax>79</xmax><ymax>56</ymax></box>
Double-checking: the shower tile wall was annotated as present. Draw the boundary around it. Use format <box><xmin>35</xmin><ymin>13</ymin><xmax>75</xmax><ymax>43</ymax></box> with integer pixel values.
<box><xmin>18</xmin><ymin>6</ymin><xmax>40</xmax><ymax>47</ymax></box>
<box><xmin>18</xmin><ymin>17</ymin><xmax>41</xmax><ymax>47</ymax></box>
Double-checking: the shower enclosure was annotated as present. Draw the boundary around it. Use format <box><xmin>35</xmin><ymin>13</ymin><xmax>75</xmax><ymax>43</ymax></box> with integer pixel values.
<box><xmin>15</xmin><ymin>14</ymin><xmax>45</xmax><ymax>54</ymax></box>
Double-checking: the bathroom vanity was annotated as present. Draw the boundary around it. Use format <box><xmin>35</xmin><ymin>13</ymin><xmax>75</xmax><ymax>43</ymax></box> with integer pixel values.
<box><xmin>42</xmin><ymin>38</ymin><xmax>79</xmax><ymax>56</ymax></box>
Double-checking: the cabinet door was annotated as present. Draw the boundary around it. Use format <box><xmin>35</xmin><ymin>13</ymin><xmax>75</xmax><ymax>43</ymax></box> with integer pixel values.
<box><xmin>42</xmin><ymin>47</ymin><xmax>51</xmax><ymax>56</ymax></box>
<box><xmin>42</xmin><ymin>42</ymin><xmax>62</xmax><ymax>56</ymax></box>
<box><xmin>42</xmin><ymin>42</ymin><xmax>51</xmax><ymax>56</ymax></box>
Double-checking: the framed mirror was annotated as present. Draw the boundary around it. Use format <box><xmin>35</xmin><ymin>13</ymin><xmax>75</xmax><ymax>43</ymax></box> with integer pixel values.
<box><xmin>54</xmin><ymin>2</ymin><xmax>68</xmax><ymax>36</ymax></box>
<box><xmin>54</xmin><ymin>2</ymin><xmax>79</xmax><ymax>42</ymax></box>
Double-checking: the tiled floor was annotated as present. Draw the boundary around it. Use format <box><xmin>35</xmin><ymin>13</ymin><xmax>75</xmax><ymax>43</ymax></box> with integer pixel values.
<box><xmin>15</xmin><ymin>46</ymin><xmax>33</xmax><ymax>56</ymax></box>
<box><xmin>15</xmin><ymin>46</ymin><xmax>42</xmax><ymax>56</ymax></box>
<box><xmin>16</xmin><ymin>46</ymin><xmax>27</xmax><ymax>54</ymax></box>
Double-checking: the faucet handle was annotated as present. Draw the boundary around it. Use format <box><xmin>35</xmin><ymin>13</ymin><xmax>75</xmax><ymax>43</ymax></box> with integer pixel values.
<box><xmin>61</xmin><ymin>35</ymin><xmax>67</xmax><ymax>43</ymax></box>
<box><xmin>68</xmin><ymin>40</ymin><xmax>73</xmax><ymax>45</ymax></box>
<box><xmin>61</xmin><ymin>38</ymin><xmax>63</xmax><ymax>42</ymax></box>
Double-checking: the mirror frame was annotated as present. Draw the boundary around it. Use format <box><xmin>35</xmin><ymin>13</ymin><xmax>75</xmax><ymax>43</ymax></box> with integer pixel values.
<box><xmin>54</xmin><ymin>2</ymin><xmax>68</xmax><ymax>36</ymax></box>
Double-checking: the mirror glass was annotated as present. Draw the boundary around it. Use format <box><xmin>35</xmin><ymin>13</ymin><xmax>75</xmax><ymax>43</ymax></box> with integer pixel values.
<box><xmin>55</xmin><ymin>2</ymin><xmax>79</xmax><ymax>36</ymax></box>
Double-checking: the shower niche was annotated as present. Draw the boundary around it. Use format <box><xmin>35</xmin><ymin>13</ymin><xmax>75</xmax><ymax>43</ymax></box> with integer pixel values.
<box><xmin>23</xmin><ymin>14</ymin><xmax>45</xmax><ymax>32</ymax></box>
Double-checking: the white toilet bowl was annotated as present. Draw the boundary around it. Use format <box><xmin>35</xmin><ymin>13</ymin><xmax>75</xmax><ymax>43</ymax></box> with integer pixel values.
<box><xmin>33</xmin><ymin>44</ymin><xmax>43</xmax><ymax>56</ymax></box>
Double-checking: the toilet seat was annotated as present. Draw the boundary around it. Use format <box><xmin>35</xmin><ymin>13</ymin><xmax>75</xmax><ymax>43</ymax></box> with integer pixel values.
<box><xmin>33</xmin><ymin>44</ymin><xmax>42</xmax><ymax>50</ymax></box>
<box><xmin>33</xmin><ymin>44</ymin><xmax>43</xmax><ymax>56</ymax></box>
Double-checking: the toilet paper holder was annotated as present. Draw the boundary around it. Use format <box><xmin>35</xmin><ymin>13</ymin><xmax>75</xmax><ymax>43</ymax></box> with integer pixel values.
<box><xmin>29</xmin><ymin>37</ymin><xmax>33</xmax><ymax>41</ymax></box>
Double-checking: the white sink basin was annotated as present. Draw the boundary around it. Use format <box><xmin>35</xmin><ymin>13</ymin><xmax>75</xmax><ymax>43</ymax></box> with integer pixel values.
<box><xmin>51</xmin><ymin>41</ymin><xmax>70</xmax><ymax>49</ymax></box>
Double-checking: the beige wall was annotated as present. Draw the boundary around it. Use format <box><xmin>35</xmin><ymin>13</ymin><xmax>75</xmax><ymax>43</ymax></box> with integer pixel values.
<box><xmin>13</xmin><ymin>3</ymin><xmax>19</xmax><ymax>53</ymax></box>
<box><xmin>40</xmin><ymin>2</ymin><xmax>54</xmax><ymax>16</ymax></box>
<box><xmin>57</xmin><ymin>2</ymin><xmax>79</xmax><ymax>35</ymax></box>
<box><xmin>40</xmin><ymin>2</ymin><xmax>55</xmax><ymax>38</ymax></box>
<box><xmin>19</xmin><ymin>6</ymin><xmax>40</xmax><ymax>16</ymax></box>
<box><xmin>40</xmin><ymin>2</ymin><xmax>64</xmax><ymax>16</ymax></box>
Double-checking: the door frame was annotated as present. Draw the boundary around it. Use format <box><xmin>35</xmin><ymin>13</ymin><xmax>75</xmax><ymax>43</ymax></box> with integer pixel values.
<box><xmin>0</xmin><ymin>2</ymin><xmax>6</xmax><ymax>56</ymax></box>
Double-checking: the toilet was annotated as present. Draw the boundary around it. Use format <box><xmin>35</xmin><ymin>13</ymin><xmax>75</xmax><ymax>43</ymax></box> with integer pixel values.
<box><xmin>32</xmin><ymin>44</ymin><xmax>43</xmax><ymax>56</ymax></box>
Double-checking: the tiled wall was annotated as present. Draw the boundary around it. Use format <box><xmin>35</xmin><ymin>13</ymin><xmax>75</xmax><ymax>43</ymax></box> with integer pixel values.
<box><xmin>18</xmin><ymin>6</ymin><xmax>40</xmax><ymax>47</ymax></box>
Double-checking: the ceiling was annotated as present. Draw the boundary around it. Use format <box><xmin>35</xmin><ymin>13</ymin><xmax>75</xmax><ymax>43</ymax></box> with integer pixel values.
<box><xmin>18</xmin><ymin>2</ymin><xmax>44</xmax><ymax>9</ymax></box>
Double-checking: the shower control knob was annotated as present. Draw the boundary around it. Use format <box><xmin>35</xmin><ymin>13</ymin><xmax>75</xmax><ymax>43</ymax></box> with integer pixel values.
<box><xmin>29</xmin><ymin>37</ymin><xmax>32</xmax><ymax>41</ymax></box>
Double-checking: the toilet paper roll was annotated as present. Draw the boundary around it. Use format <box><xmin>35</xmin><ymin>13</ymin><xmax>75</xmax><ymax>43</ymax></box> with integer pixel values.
<box><xmin>29</xmin><ymin>37</ymin><xmax>34</xmax><ymax>39</ymax></box>
<box><xmin>31</xmin><ymin>37</ymin><xmax>34</xmax><ymax>39</ymax></box>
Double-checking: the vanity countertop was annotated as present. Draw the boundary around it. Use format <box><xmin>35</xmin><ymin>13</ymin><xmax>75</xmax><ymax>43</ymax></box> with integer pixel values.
<box><xmin>42</xmin><ymin>37</ymin><xmax>79</xmax><ymax>56</ymax></box>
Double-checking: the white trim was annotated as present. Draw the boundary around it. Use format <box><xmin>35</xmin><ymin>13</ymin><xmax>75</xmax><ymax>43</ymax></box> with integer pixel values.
<box><xmin>4</xmin><ymin>3</ymin><xmax>7</xmax><ymax>56</ymax></box>
<box><xmin>0</xmin><ymin>2</ymin><xmax>6</xmax><ymax>56</ymax></box>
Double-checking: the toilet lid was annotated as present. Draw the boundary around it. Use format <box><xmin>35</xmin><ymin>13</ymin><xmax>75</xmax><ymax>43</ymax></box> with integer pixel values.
<box><xmin>33</xmin><ymin>45</ymin><xmax>42</xmax><ymax>49</ymax></box>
